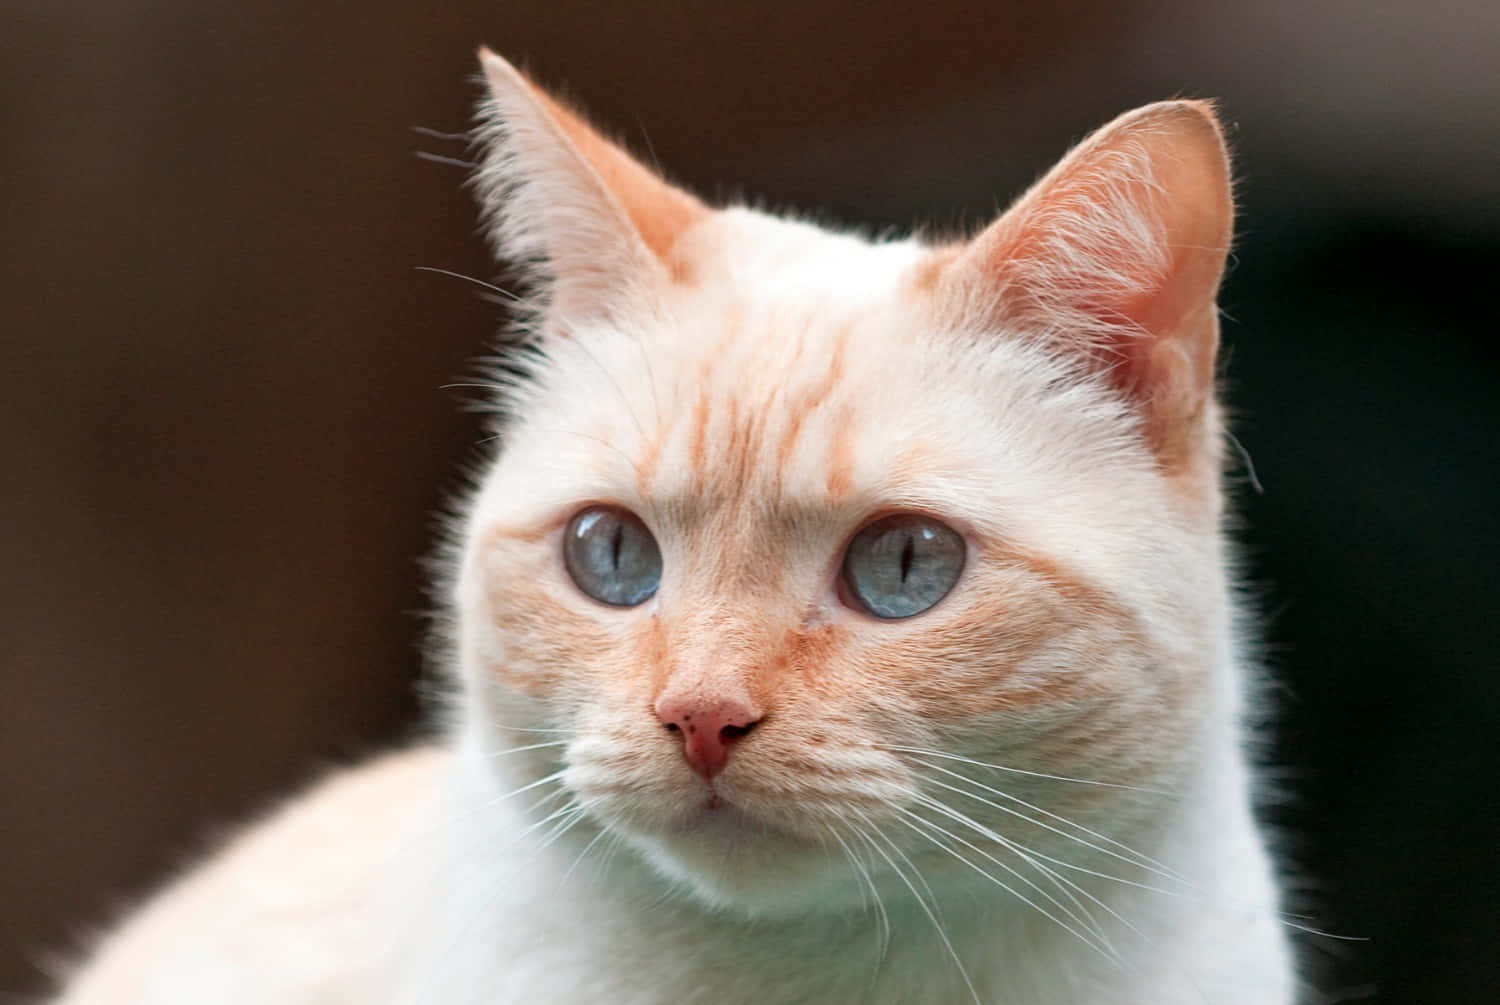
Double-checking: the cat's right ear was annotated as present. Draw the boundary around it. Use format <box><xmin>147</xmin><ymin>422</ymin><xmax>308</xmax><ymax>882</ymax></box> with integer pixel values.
<box><xmin>927</xmin><ymin>101</ymin><xmax>1233</xmax><ymax>478</ymax></box>
<box><xmin>473</xmin><ymin>49</ymin><xmax>707</xmax><ymax>322</ymax></box>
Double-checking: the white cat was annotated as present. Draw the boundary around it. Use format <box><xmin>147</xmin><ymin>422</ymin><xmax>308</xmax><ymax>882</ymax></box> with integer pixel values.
<box><xmin>54</xmin><ymin>49</ymin><xmax>1295</xmax><ymax>1004</ymax></box>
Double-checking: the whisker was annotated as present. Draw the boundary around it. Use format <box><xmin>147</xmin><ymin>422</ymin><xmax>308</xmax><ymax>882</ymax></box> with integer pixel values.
<box><xmin>511</xmin><ymin>798</ymin><xmax>588</xmax><ymax>846</ymax></box>
<box><xmin>533</xmin><ymin>803</ymin><xmax>593</xmax><ymax>856</ymax></box>
<box><xmin>518</xmin><ymin>783</ymin><xmax>572</xmax><ymax>819</ymax></box>
<box><xmin>849</xmin><ymin>823</ymin><xmax>981</xmax><ymax>1005</ymax></box>
<box><xmin>918</xmin><ymin>765</ymin><xmax>1359</xmax><ymax>945</ymax></box>
<box><xmin>907</xmin><ymin>791</ymin><xmax>1205</xmax><ymax>992</ymax></box>
<box><xmin>995</xmin><ymin>844</ymin><xmax>1115</xmax><ymax>945</ymax></box>
<box><xmin>481</xmin><ymin>739</ymin><xmax>570</xmax><ymax>758</ymax></box>
<box><xmin>898</xmin><ymin>806</ymin><xmax>1120</xmax><ymax>966</ymax></box>
<box><xmin>413</xmin><ymin>265</ymin><xmax>522</xmax><ymax>302</ymax></box>
<box><xmin>1015</xmin><ymin>844</ymin><xmax>1190</xmax><ymax>899</ymax></box>
<box><xmin>474</xmin><ymin>769</ymin><xmax>570</xmax><ymax>815</ymax></box>
<box><xmin>915</xmin><ymin>761</ymin><xmax>1190</xmax><ymax>884</ymax></box>
<box><xmin>415</xmin><ymin>150</ymin><xmax>480</xmax><ymax>169</ymax></box>
<box><xmin>411</xmin><ymin>125</ymin><xmax>474</xmax><ymax>142</ymax></box>
<box><xmin>826</xmin><ymin>824</ymin><xmax>890</xmax><ymax>969</ymax></box>
<box><xmin>844</xmin><ymin>831</ymin><xmax>892</xmax><ymax>999</ymax></box>
<box><xmin>594</xmin><ymin>830</ymin><xmax>627</xmax><ymax>883</ymax></box>
<box><xmin>849</xmin><ymin>806</ymin><xmax>949</xmax><ymax>929</ymax></box>
<box><xmin>559</xmin><ymin>825</ymin><xmax>610</xmax><ymax>887</ymax></box>
<box><xmin>888</xmin><ymin>745</ymin><xmax>1173</xmax><ymax>797</ymax></box>
<box><xmin>1016</xmin><ymin>857</ymin><xmax>1211</xmax><ymax>1003</ymax></box>
<box><xmin>363</xmin><ymin>768</ymin><xmax>572</xmax><ymax>880</ymax></box>
<box><xmin>1277</xmin><ymin>920</ymin><xmax>1370</xmax><ymax>942</ymax></box>
<box><xmin>918</xmin><ymin>803</ymin><xmax>1216</xmax><ymax>1003</ymax></box>
<box><xmin>905</xmin><ymin>798</ymin><xmax>1117</xmax><ymax>957</ymax></box>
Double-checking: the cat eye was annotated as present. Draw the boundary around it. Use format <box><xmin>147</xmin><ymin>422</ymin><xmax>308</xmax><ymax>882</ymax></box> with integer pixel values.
<box><xmin>841</xmin><ymin>515</ymin><xmax>965</xmax><ymax>619</ymax></box>
<box><xmin>563</xmin><ymin>506</ymin><xmax>662</xmax><ymax>607</ymax></box>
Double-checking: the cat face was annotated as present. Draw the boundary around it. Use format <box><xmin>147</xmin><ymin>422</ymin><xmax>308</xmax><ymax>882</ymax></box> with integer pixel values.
<box><xmin>454</xmin><ymin>52</ymin><xmax>1234</xmax><ymax>917</ymax></box>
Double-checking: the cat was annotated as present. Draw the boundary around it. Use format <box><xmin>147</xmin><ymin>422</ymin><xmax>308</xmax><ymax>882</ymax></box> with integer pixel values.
<box><xmin>52</xmin><ymin>48</ymin><xmax>1295</xmax><ymax>1004</ymax></box>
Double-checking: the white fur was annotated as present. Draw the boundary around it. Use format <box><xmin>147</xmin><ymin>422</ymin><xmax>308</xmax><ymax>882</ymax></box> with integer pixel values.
<box><xmin>52</xmin><ymin>58</ymin><xmax>1293</xmax><ymax>1005</ymax></box>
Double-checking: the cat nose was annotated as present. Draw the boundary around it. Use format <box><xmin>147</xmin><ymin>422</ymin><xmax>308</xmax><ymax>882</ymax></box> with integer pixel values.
<box><xmin>655</xmin><ymin>697</ymin><xmax>762</xmax><ymax>781</ymax></box>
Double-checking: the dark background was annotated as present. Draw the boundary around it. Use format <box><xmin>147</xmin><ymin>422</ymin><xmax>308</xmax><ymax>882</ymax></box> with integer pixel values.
<box><xmin>4</xmin><ymin>2</ymin><xmax>1497</xmax><ymax>1001</ymax></box>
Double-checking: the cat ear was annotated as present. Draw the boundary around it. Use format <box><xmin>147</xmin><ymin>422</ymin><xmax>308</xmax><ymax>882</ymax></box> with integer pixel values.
<box><xmin>474</xmin><ymin>48</ymin><xmax>707</xmax><ymax>321</ymax></box>
<box><xmin>936</xmin><ymin>101</ymin><xmax>1233</xmax><ymax>472</ymax></box>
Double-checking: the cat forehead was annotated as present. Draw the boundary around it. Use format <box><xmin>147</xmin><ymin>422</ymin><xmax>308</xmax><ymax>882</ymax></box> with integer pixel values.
<box><xmin>670</xmin><ymin>208</ymin><xmax>930</xmax><ymax>304</ymax></box>
<box><xmin>527</xmin><ymin>223</ymin><xmax>954</xmax><ymax>507</ymax></box>
<box><xmin>493</xmin><ymin>318</ymin><xmax>1126</xmax><ymax>548</ymax></box>
<box><xmin>530</xmin><ymin>314</ymin><xmax>942</xmax><ymax>522</ymax></box>
<box><xmin>485</xmin><ymin>208</ymin><xmax>1148</xmax><ymax>542</ymax></box>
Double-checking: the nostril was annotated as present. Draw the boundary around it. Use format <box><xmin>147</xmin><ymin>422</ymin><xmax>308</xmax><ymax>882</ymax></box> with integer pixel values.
<box><xmin>719</xmin><ymin>719</ymin><xmax>760</xmax><ymax>744</ymax></box>
<box><xmin>654</xmin><ymin>697</ymin><xmax>763</xmax><ymax>780</ymax></box>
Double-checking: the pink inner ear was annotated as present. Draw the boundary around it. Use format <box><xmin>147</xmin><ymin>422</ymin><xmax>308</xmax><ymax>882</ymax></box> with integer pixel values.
<box><xmin>477</xmin><ymin>48</ymin><xmax>710</xmax><ymax>310</ymax></box>
<box><xmin>517</xmin><ymin>75</ymin><xmax>707</xmax><ymax>270</ymax></box>
<box><xmin>940</xmin><ymin>101</ymin><xmax>1233</xmax><ymax>472</ymax></box>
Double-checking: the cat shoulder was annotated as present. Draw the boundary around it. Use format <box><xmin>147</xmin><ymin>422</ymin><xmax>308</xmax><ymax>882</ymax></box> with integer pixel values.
<box><xmin>53</xmin><ymin>745</ymin><xmax>447</xmax><ymax>1004</ymax></box>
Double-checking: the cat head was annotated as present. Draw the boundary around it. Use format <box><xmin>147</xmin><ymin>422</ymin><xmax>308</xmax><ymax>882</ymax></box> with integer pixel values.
<box><xmin>453</xmin><ymin>50</ymin><xmax>1235</xmax><ymax>917</ymax></box>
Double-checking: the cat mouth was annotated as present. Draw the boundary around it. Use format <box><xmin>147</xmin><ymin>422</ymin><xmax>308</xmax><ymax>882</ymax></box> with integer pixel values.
<box><xmin>681</xmin><ymin>789</ymin><xmax>753</xmax><ymax>826</ymax></box>
<box><xmin>628</xmin><ymin>792</ymin><xmax>859</xmax><ymax>916</ymax></box>
<box><xmin>665</xmin><ymin>787</ymin><xmax>782</xmax><ymax>839</ymax></box>
<box><xmin>690</xmin><ymin>781</ymin><xmax>783</xmax><ymax>826</ymax></box>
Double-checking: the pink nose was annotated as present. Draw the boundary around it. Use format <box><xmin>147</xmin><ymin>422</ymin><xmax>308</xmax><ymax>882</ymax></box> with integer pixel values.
<box><xmin>655</xmin><ymin>697</ymin><xmax>762</xmax><ymax>781</ymax></box>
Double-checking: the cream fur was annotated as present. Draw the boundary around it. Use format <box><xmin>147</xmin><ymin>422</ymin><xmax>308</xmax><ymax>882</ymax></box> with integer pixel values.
<box><xmin>51</xmin><ymin>52</ymin><xmax>1294</xmax><ymax>1005</ymax></box>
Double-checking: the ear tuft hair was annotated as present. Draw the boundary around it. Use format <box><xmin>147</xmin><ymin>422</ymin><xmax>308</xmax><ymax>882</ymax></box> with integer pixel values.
<box><xmin>933</xmin><ymin>101</ymin><xmax>1233</xmax><ymax>474</ymax></box>
<box><xmin>470</xmin><ymin>49</ymin><xmax>706</xmax><ymax>325</ymax></box>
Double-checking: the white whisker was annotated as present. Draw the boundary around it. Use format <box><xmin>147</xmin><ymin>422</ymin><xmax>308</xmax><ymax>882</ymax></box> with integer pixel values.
<box><xmin>898</xmin><ymin>806</ymin><xmax>1120</xmax><ymax>967</ymax></box>
<box><xmin>888</xmin><ymin>745</ymin><xmax>1173</xmax><ymax>797</ymax></box>
<box><xmin>827</xmin><ymin>823</ymin><xmax>891</xmax><ymax>971</ymax></box>
<box><xmin>532</xmin><ymin>803</ymin><xmax>593</xmax><ymax>857</ymax></box>
<box><xmin>413</xmin><ymin>265</ymin><xmax>521</xmax><ymax>302</ymax></box>
<box><xmin>907</xmin><ymin>790</ymin><xmax>1210</xmax><ymax>996</ymax></box>
<box><xmin>915</xmin><ymin>760</ymin><xmax>1190</xmax><ymax>884</ymax></box>
<box><xmin>415</xmin><ymin>150</ymin><xmax>481</xmax><ymax>169</ymax></box>
<box><xmin>849</xmin><ymin>806</ymin><xmax>948</xmax><ymax>927</ymax></box>
<box><xmin>849</xmin><ymin>822</ymin><xmax>981</xmax><ymax>1005</ymax></box>
<box><xmin>472</xmin><ymin>769</ymin><xmax>570</xmax><ymax>815</ymax></box>
<box><xmin>482</xmin><ymin>739</ymin><xmax>570</xmax><ymax>758</ymax></box>
<box><xmin>905</xmin><ymin>798</ymin><xmax>1117</xmax><ymax>956</ymax></box>
<box><xmin>559</xmin><ymin>825</ymin><xmax>610</xmax><ymax>886</ymax></box>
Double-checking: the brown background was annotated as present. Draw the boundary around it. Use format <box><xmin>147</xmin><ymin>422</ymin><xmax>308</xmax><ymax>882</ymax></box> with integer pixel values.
<box><xmin>5</xmin><ymin>2</ymin><xmax>1498</xmax><ymax>1001</ymax></box>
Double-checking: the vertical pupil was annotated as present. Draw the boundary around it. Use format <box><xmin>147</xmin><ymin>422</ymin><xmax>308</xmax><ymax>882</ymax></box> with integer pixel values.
<box><xmin>899</xmin><ymin>534</ymin><xmax>915</xmax><ymax>584</ymax></box>
<box><xmin>609</xmin><ymin>521</ymin><xmax>624</xmax><ymax>571</ymax></box>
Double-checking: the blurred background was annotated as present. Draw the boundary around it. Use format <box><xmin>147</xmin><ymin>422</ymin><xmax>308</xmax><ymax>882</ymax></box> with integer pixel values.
<box><xmin>4</xmin><ymin>1</ymin><xmax>1497</xmax><ymax>1000</ymax></box>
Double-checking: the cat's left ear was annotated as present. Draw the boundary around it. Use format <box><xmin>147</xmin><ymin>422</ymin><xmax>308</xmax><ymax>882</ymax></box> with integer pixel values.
<box><xmin>474</xmin><ymin>49</ymin><xmax>707</xmax><ymax>322</ymax></box>
<box><xmin>933</xmin><ymin>101</ymin><xmax>1233</xmax><ymax>476</ymax></box>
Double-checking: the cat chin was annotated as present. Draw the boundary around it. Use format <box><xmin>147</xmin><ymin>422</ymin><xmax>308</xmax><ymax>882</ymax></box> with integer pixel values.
<box><xmin>617</xmin><ymin>811</ymin><xmax>867</xmax><ymax>919</ymax></box>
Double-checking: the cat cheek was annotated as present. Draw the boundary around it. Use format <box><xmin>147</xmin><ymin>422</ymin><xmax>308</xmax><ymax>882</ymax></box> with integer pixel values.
<box><xmin>473</xmin><ymin>561</ymin><xmax>613</xmax><ymax>698</ymax></box>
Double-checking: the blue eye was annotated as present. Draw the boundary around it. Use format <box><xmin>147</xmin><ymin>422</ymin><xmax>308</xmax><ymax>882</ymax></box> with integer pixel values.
<box><xmin>841</xmin><ymin>515</ymin><xmax>965</xmax><ymax>619</ymax></box>
<box><xmin>563</xmin><ymin>507</ymin><xmax>661</xmax><ymax>607</ymax></box>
